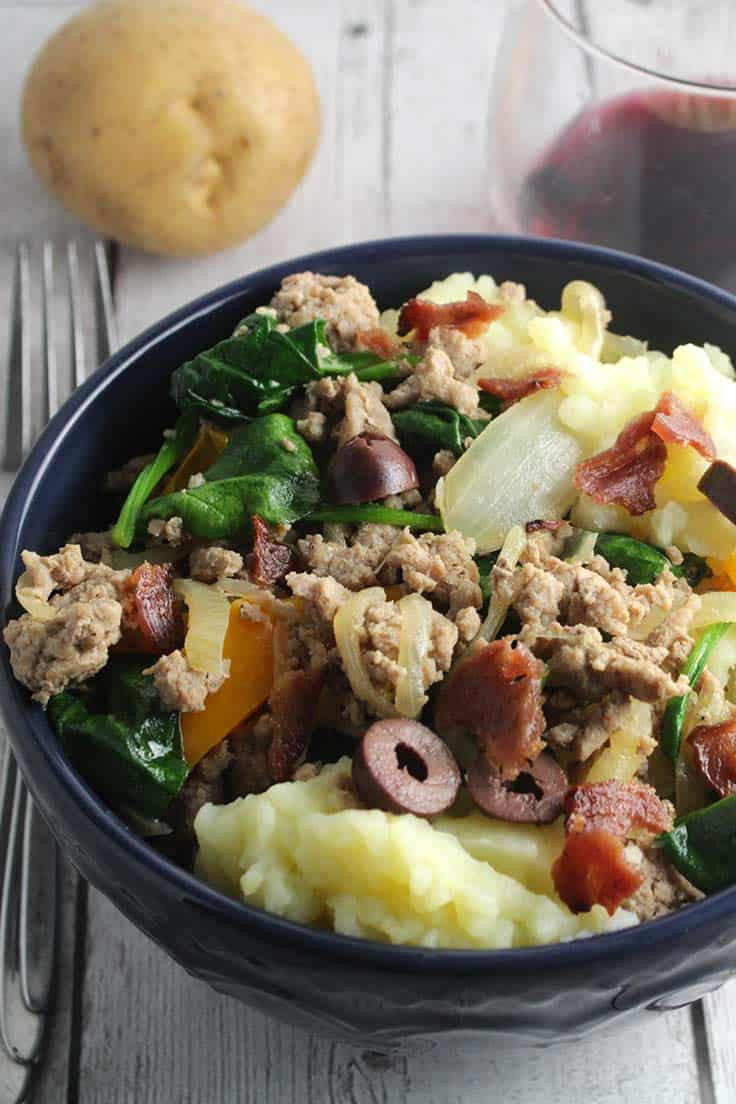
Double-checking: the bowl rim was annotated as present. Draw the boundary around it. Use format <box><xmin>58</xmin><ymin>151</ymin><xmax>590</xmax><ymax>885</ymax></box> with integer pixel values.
<box><xmin>4</xmin><ymin>231</ymin><xmax>736</xmax><ymax>973</ymax></box>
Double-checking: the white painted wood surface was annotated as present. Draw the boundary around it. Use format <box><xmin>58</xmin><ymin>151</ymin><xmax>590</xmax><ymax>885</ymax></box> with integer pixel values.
<box><xmin>0</xmin><ymin>2</ymin><xmax>735</xmax><ymax>1102</ymax></box>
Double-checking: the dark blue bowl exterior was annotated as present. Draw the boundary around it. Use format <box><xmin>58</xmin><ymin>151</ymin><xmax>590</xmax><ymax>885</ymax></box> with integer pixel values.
<box><xmin>3</xmin><ymin>235</ymin><xmax>736</xmax><ymax>1046</ymax></box>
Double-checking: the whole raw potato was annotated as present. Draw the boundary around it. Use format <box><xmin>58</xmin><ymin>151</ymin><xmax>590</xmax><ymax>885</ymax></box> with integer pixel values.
<box><xmin>22</xmin><ymin>0</ymin><xmax>321</xmax><ymax>256</ymax></box>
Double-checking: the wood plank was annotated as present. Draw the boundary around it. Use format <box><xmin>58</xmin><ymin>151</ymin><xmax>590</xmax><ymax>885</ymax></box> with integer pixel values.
<box><xmin>386</xmin><ymin>0</ymin><xmax>503</xmax><ymax>236</ymax></box>
<box><xmin>702</xmin><ymin>983</ymin><xmax>736</xmax><ymax>1104</ymax></box>
<box><xmin>77</xmin><ymin>891</ymin><xmax>703</xmax><ymax>1104</ymax></box>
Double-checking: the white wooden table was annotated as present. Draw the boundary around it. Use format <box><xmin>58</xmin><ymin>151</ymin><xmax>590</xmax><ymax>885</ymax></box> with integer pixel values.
<box><xmin>2</xmin><ymin>2</ymin><xmax>736</xmax><ymax>1102</ymax></box>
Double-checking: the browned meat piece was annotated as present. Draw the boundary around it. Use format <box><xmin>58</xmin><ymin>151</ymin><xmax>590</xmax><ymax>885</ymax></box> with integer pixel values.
<box><xmin>270</xmin><ymin>272</ymin><xmax>380</xmax><ymax>352</ymax></box>
<box><xmin>168</xmin><ymin>740</ymin><xmax>233</xmax><ymax>843</ymax></box>
<box><xmin>119</xmin><ymin>563</ymin><xmax>184</xmax><ymax>654</ymax></box>
<box><xmin>247</xmin><ymin>516</ymin><xmax>293</xmax><ymax>587</ymax></box>
<box><xmin>436</xmin><ymin>638</ymin><xmax>546</xmax><ymax>779</ymax></box>
<box><xmin>189</xmin><ymin>545</ymin><xmax>244</xmax><ymax>583</ymax></box>
<box><xmin>143</xmin><ymin>650</ymin><xmax>229</xmax><ymax>712</ymax></box>
<box><xmin>384</xmin><ymin>347</ymin><xmax>485</xmax><ymax>418</ymax></box>
<box><xmin>296</xmin><ymin>373</ymin><xmax>397</xmax><ymax>448</ymax></box>
<box><xmin>380</xmin><ymin>529</ymin><xmax>482</xmax><ymax>617</ymax></box>
<box><xmin>296</xmin><ymin>524</ymin><xmax>398</xmax><ymax>591</ymax></box>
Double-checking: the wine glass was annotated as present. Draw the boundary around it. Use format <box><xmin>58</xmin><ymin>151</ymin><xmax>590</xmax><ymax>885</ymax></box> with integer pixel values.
<box><xmin>491</xmin><ymin>0</ymin><xmax>736</xmax><ymax>288</ymax></box>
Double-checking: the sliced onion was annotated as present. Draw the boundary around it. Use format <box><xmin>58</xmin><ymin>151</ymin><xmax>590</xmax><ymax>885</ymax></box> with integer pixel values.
<box><xmin>563</xmin><ymin>528</ymin><xmax>598</xmax><ymax>565</ymax></box>
<box><xmin>436</xmin><ymin>390</ymin><xmax>582</xmax><ymax>553</ymax></box>
<box><xmin>214</xmin><ymin>578</ymin><xmax>268</xmax><ymax>601</ymax></box>
<box><xmin>561</xmin><ymin>280</ymin><xmax>609</xmax><ymax>359</ymax></box>
<box><xmin>478</xmin><ymin>524</ymin><xmax>526</xmax><ymax>643</ymax></box>
<box><xmin>15</xmin><ymin>572</ymin><xmax>56</xmax><ymax>622</ymax></box>
<box><xmin>174</xmin><ymin>579</ymin><xmax>231</xmax><ymax>675</ymax></box>
<box><xmin>692</xmin><ymin>591</ymin><xmax>736</xmax><ymax>629</ymax></box>
<box><xmin>395</xmin><ymin>593</ymin><xmax>432</xmax><ymax>718</ymax></box>
<box><xmin>333</xmin><ymin>587</ymin><xmax>397</xmax><ymax>718</ymax></box>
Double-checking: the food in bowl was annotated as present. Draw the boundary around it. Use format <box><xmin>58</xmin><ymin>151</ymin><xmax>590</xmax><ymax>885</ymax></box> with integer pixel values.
<box><xmin>6</xmin><ymin>267</ymin><xmax>736</xmax><ymax>949</ymax></box>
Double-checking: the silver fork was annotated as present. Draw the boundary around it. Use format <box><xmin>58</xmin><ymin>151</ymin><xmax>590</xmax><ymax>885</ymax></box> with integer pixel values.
<box><xmin>0</xmin><ymin>240</ymin><xmax>117</xmax><ymax>1103</ymax></box>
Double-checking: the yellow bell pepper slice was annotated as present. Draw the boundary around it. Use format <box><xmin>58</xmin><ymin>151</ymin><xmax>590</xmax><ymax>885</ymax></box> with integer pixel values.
<box><xmin>705</xmin><ymin>553</ymin><xmax>736</xmax><ymax>592</ymax></box>
<box><xmin>164</xmin><ymin>423</ymin><xmax>229</xmax><ymax>493</ymax></box>
<box><xmin>181</xmin><ymin>598</ymin><xmax>273</xmax><ymax>766</ymax></box>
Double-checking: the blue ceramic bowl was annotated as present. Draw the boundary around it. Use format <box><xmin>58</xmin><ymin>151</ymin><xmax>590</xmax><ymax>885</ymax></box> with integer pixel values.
<box><xmin>3</xmin><ymin>235</ymin><xmax>736</xmax><ymax>1046</ymax></box>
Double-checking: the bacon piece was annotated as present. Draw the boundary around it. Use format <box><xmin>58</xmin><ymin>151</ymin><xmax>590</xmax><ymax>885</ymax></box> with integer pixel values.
<box><xmin>574</xmin><ymin>393</ymin><xmax>716</xmax><ymax>516</ymax></box>
<box><xmin>564</xmin><ymin>780</ymin><xmax>672</xmax><ymax>838</ymax></box>
<box><xmin>573</xmin><ymin>410</ymin><xmax>666</xmax><ymax>515</ymax></box>
<box><xmin>478</xmin><ymin>367</ymin><xmax>563</xmax><ymax>404</ymax></box>
<box><xmin>651</xmin><ymin>391</ymin><xmax>716</xmax><ymax>459</ymax></box>
<box><xmin>552</xmin><ymin>781</ymin><xmax>673</xmax><ymax>916</ymax></box>
<box><xmin>248</xmin><ymin>516</ymin><xmax>294</xmax><ymax>588</ymax></box>
<box><xmin>526</xmin><ymin>519</ymin><xmax>565</xmax><ymax>534</ymax></box>
<box><xmin>267</xmin><ymin>667</ymin><xmax>326</xmax><ymax>782</ymax></box>
<box><xmin>119</xmin><ymin>563</ymin><xmax>183</xmax><ymax>655</ymax></box>
<box><xmin>552</xmin><ymin>830</ymin><xmax>644</xmax><ymax>915</ymax></box>
<box><xmin>354</xmin><ymin>328</ymin><xmax>402</xmax><ymax>359</ymax></box>
<box><xmin>397</xmin><ymin>292</ymin><xmax>503</xmax><ymax>341</ymax></box>
<box><xmin>690</xmin><ymin>719</ymin><xmax>736</xmax><ymax>798</ymax></box>
<box><xmin>435</xmin><ymin>638</ymin><xmax>545</xmax><ymax>778</ymax></box>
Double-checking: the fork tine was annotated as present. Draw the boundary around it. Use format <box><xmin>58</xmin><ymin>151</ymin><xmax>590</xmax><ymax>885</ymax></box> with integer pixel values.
<box><xmin>3</xmin><ymin>243</ymin><xmax>32</xmax><ymax>470</ymax></box>
<box><xmin>67</xmin><ymin>241</ymin><xmax>86</xmax><ymax>387</ymax></box>
<box><xmin>0</xmin><ymin>755</ymin><xmax>44</xmax><ymax>1066</ymax></box>
<box><xmin>94</xmin><ymin>240</ymin><xmax>118</xmax><ymax>360</ymax></box>
<box><xmin>41</xmin><ymin>243</ymin><xmax>58</xmax><ymax>424</ymax></box>
<box><xmin>19</xmin><ymin>801</ymin><xmax>58</xmax><ymax>1017</ymax></box>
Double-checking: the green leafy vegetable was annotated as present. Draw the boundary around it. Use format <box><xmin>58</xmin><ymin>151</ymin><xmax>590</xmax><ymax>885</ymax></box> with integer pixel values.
<box><xmin>658</xmin><ymin>794</ymin><xmax>736</xmax><ymax>893</ymax></box>
<box><xmin>171</xmin><ymin>314</ymin><xmax>409</xmax><ymax>422</ymax></box>
<box><xmin>139</xmin><ymin>414</ymin><xmax>320</xmax><ymax>540</ymax></box>
<box><xmin>112</xmin><ymin>410</ymin><xmax>199</xmax><ymax>550</ymax></box>
<box><xmin>661</xmin><ymin>622</ymin><xmax>731</xmax><ymax>763</ymax></box>
<box><xmin>307</xmin><ymin>505</ymin><xmax>445</xmax><ymax>531</ymax></box>
<box><xmin>48</xmin><ymin>658</ymin><xmax>189</xmax><ymax>819</ymax></box>
<box><xmin>475</xmin><ymin>553</ymin><xmax>498</xmax><ymax>604</ymax></box>
<box><xmin>392</xmin><ymin>401</ymin><xmax>488</xmax><ymax>458</ymax></box>
<box><xmin>594</xmin><ymin>532</ymin><xmax>710</xmax><ymax>588</ymax></box>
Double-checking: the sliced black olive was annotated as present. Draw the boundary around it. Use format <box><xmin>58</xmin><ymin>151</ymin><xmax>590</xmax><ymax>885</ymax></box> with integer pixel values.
<box><xmin>327</xmin><ymin>433</ymin><xmax>419</xmax><ymax>505</ymax></box>
<box><xmin>466</xmin><ymin>751</ymin><xmax>567</xmax><ymax>824</ymax></box>
<box><xmin>352</xmin><ymin>719</ymin><xmax>461</xmax><ymax>817</ymax></box>
<box><xmin>698</xmin><ymin>460</ymin><xmax>736</xmax><ymax>525</ymax></box>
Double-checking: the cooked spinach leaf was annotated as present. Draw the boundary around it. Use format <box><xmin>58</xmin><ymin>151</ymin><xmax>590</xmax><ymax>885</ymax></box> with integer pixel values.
<box><xmin>658</xmin><ymin>794</ymin><xmax>736</xmax><ymax>894</ymax></box>
<box><xmin>112</xmin><ymin>409</ymin><xmax>199</xmax><ymax>550</ymax></box>
<box><xmin>595</xmin><ymin>532</ymin><xmax>709</xmax><ymax>588</ymax></box>
<box><xmin>660</xmin><ymin>622</ymin><xmax>731</xmax><ymax>763</ymax></box>
<box><xmin>171</xmin><ymin>314</ymin><xmax>409</xmax><ymax>422</ymax></box>
<box><xmin>475</xmin><ymin>552</ymin><xmax>499</xmax><ymax>604</ymax></box>
<box><xmin>48</xmin><ymin>658</ymin><xmax>189</xmax><ymax>819</ymax></box>
<box><xmin>392</xmin><ymin>400</ymin><xmax>488</xmax><ymax>458</ymax></box>
<box><xmin>139</xmin><ymin>414</ymin><xmax>320</xmax><ymax>540</ymax></box>
<box><xmin>307</xmin><ymin>504</ymin><xmax>445</xmax><ymax>531</ymax></box>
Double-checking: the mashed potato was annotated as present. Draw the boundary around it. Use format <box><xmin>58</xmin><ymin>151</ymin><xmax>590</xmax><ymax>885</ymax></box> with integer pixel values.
<box><xmin>387</xmin><ymin>272</ymin><xmax>736</xmax><ymax>561</ymax></box>
<box><xmin>195</xmin><ymin>759</ymin><xmax>633</xmax><ymax>948</ymax></box>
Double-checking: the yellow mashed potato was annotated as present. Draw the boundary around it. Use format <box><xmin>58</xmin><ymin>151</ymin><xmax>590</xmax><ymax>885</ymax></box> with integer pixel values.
<box><xmin>385</xmin><ymin>271</ymin><xmax>736</xmax><ymax>561</ymax></box>
<box><xmin>195</xmin><ymin>759</ymin><xmax>633</xmax><ymax>948</ymax></box>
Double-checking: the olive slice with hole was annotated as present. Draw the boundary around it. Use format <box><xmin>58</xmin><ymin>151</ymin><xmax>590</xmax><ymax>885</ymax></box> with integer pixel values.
<box><xmin>467</xmin><ymin>751</ymin><xmax>567</xmax><ymax>824</ymax></box>
<box><xmin>327</xmin><ymin>433</ymin><xmax>419</xmax><ymax>505</ymax></box>
<box><xmin>352</xmin><ymin>719</ymin><xmax>461</xmax><ymax>817</ymax></box>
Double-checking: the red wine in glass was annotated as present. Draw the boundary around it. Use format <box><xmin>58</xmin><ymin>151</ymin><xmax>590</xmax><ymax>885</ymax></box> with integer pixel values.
<box><xmin>523</xmin><ymin>88</ymin><xmax>736</xmax><ymax>286</ymax></box>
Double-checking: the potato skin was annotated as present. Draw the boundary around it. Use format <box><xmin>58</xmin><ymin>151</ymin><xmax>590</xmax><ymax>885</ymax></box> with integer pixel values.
<box><xmin>22</xmin><ymin>0</ymin><xmax>321</xmax><ymax>256</ymax></box>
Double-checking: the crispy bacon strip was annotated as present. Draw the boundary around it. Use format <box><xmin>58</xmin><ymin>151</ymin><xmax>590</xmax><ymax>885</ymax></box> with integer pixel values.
<box><xmin>651</xmin><ymin>391</ymin><xmax>716</xmax><ymax>459</ymax></box>
<box><xmin>119</xmin><ymin>563</ymin><xmax>183</xmax><ymax>655</ymax></box>
<box><xmin>267</xmin><ymin>667</ymin><xmax>326</xmax><ymax>782</ymax></box>
<box><xmin>248</xmin><ymin>516</ymin><xmax>294</xmax><ymax>588</ymax></box>
<box><xmin>690</xmin><ymin>719</ymin><xmax>736</xmax><ymax>798</ymax></box>
<box><xmin>552</xmin><ymin>831</ymin><xmax>644</xmax><ymax>916</ymax></box>
<box><xmin>435</xmin><ymin>638</ymin><xmax>545</xmax><ymax>778</ymax></box>
<box><xmin>478</xmin><ymin>367</ymin><xmax>563</xmax><ymax>404</ymax></box>
<box><xmin>574</xmin><ymin>393</ymin><xmax>716</xmax><ymax>516</ymax></box>
<box><xmin>552</xmin><ymin>781</ymin><xmax>673</xmax><ymax>916</ymax></box>
<box><xmin>397</xmin><ymin>291</ymin><xmax>503</xmax><ymax>341</ymax></box>
<box><xmin>354</xmin><ymin>327</ymin><xmax>402</xmax><ymax>359</ymax></box>
<box><xmin>564</xmin><ymin>780</ymin><xmax>672</xmax><ymax>838</ymax></box>
<box><xmin>573</xmin><ymin>410</ymin><xmax>666</xmax><ymax>515</ymax></box>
